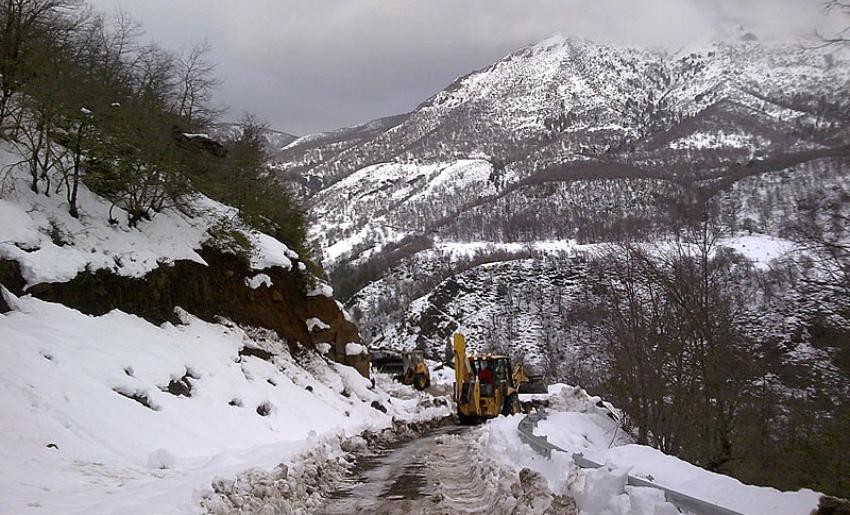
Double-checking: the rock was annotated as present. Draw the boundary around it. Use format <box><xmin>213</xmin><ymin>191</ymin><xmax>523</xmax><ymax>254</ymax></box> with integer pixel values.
<box><xmin>275</xmin><ymin>463</ymin><xmax>289</xmax><ymax>479</ymax></box>
<box><xmin>212</xmin><ymin>477</ymin><xmax>235</xmax><ymax>495</ymax></box>
<box><xmin>146</xmin><ymin>448</ymin><xmax>176</xmax><ymax>469</ymax></box>
<box><xmin>370</xmin><ymin>400</ymin><xmax>388</xmax><ymax>413</ymax></box>
<box><xmin>815</xmin><ymin>497</ymin><xmax>850</xmax><ymax>515</ymax></box>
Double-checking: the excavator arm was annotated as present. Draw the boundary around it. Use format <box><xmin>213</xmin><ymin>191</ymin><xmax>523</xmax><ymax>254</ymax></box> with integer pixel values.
<box><xmin>452</xmin><ymin>332</ymin><xmax>467</xmax><ymax>394</ymax></box>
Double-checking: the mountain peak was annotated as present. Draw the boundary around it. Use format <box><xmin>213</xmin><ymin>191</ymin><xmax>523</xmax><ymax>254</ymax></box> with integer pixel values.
<box><xmin>713</xmin><ymin>23</ymin><xmax>760</xmax><ymax>44</ymax></box>
<box><xmin>534</xmin><ymin>34</ymin><xmax>568</xmax><ymax>49</ymax></box>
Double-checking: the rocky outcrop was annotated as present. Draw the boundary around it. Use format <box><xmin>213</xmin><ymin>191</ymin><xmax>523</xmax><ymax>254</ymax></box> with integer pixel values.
<box><xmin>0</xmin><ymin>260</ymin><xmax>25</xmax><ymax>314</ymax></box>
<box><xmin>0</xmin><ymin>248</ymin><xmax>368</xmax><ymax>376</ymax></box>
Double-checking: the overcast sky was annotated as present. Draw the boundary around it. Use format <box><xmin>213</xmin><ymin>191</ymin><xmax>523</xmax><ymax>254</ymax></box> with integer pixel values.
<box><xmin>87</xmin><ymin>0</ymin><xmax>837</xmax><ymax>135</ymax></box>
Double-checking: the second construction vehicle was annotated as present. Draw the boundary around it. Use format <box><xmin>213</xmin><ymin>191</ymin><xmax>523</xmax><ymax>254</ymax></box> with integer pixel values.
<box><xmin>401</xmin><ymin>350</ymin><xmax>431</xmax><ymax>391</ymax></box>
<box><xmin>452</xmin><ymin>332</ymin><xmax>523</xmax><ymax>424</ymax></box>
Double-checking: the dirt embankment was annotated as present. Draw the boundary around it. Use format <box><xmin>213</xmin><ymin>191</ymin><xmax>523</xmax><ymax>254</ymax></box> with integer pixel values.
<box><xmin>0</xmin><ymin>248</ymin><xmax>368</xmax><ymax>376</ymax></box>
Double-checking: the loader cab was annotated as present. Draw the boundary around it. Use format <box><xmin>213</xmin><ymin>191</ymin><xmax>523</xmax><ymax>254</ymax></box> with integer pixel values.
<box><xmin>469</xmin><ymin>356</ymin><xmax>512</xmax><ymax>397</ymax></box>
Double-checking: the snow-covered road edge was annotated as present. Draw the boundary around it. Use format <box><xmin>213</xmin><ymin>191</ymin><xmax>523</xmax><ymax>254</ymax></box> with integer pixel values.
<box><xmin>482</xmin><ymin>385</ymin><xmax>825</xmax><ymax>515</ymax></box>
<box><xmin>200</xmin><ymin>415</ymin><xmax>454</xmax><ymax>513</ymax></box>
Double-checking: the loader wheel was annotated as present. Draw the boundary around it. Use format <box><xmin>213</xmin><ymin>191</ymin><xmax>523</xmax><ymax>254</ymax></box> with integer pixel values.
<box><xmin>503</xmin><ymin>394</ymin><xmax>521</xmax><ymax>416</ymax></box>
<box><xmin>458</xmin><ymin>413</ymin><xmax>478</xmax><ymax>425</ymax></box>
<box><xmin>413</xmin><ymin>373</ymin><xmax>428</xmax><ymax>391</ymax></box>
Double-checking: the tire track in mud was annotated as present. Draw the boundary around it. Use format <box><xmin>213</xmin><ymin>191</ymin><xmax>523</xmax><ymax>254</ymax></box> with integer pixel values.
<box><xmin>320</xmin><ymin>424</ymin><xmax>576</xmax><ymax>515</ymax></box>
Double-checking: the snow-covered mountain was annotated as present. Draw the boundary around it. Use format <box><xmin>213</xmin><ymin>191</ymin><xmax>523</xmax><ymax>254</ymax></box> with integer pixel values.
<box><xmin>209</xmin><ymin>123</ymin><xmax>298</xmax><ymax>154</ymax></box>
<box><xmin>279</xmin><ymin>33</ymin><xmax>848</xmax><ymax>202</ymax></box>
<box><xmin>281</xmin><ymin>34</ymin><xmax>848</xmax><ymax>264</ymax></box>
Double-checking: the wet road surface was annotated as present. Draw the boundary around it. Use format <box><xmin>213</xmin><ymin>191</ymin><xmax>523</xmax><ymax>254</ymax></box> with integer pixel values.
<box><xmin>321</xmin><ymin>425</ymin><xmax>467</xmax><ymax>514</ymax></box>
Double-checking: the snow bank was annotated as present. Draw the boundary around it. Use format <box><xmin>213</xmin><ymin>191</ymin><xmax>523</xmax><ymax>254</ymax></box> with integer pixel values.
<box><xmin>305</xmin><ymin>317</ymin><xmax>331</xmax><ymax>332</ymax></box>
<box><xmin>245</xmin><ymin>273</ymin><xmax>273</xmax><ymax>289</ymax></box>
<box><xmin>345</xmin><ymin>342</ymin><xmax>367</xmax><ymax>356</ymax></box>
<box><xmin>482</xmin><ymin>414</ymin><xmax>685</xmax><ymax>514</ymax></box>
<box><xmin>0</xmin><ymin>294</ymin><xmax>441</xmax><ymax>514</ymax></box>
<box><xmin>606</xmin><ymin>445</ymin><xmax>821</xmax><ymax>515</ymax></box>
<box><xmin>483</xmin><ymin>385</ymin><xmax>823</xmax><ymax>515</ymax></box>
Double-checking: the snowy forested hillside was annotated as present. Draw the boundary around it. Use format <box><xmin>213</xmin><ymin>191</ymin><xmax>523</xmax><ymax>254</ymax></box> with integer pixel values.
<box><xmin>289</xmin><ymin>32</ymin><xmax>850</xmax><ymax>367</ymax></box>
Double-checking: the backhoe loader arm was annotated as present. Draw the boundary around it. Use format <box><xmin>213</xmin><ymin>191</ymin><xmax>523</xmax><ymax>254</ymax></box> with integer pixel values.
<box><xmin>452</xmin><ymin>333</ymin><xmax>469</xmax><ymax>393</ymax></box>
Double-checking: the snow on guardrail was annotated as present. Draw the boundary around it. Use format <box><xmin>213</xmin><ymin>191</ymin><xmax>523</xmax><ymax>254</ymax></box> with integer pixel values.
<box><xmin>517</xmin><ymin>410</ymin><xmax>745</xmax><ymax>515</ymax></box>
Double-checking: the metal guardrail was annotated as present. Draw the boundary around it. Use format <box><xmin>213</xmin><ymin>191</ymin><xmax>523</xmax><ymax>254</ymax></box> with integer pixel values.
<box><xmin>517</xmin><ymin>410</ymin><xmax>745</xmax><ymax>515</ymax></box>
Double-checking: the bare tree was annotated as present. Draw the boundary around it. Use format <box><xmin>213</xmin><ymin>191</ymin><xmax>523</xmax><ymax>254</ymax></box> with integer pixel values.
<box><xmin>787</xmin><ymin>193</ymin><xmax>850</xmax><ymax>306</ymax></box>
<box><xmin>590</xmin><ymin>221</ymin><xmax>756</xmax><ymax>470</ymax></box>
<box><xmin>0</xmin><ymin>0</ymin><xmax>83</xmax><ymax>131</ymax></box>
<box><xmin>815</xmin><ymin>1</ymin><xmax>850</xmax><ymax>46</ymax></box>
<box><xmin>174</xmin><ymin>40</ymin><xmax>222</xmax><ymax>127</ymax></box>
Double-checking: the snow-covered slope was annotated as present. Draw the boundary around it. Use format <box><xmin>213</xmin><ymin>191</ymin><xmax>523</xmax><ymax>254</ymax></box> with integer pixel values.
<box><xmin>312</xmin><ymin>159</ymin><xmax>497</xmax><ymax>260</ymax></box>
<box><xmin>0</xmin><ymin>294</ymin><xmax>445</xmax><ymax>514</ymax></box>
<box><xmin>0</xmin><ymin>142</ymin><xmax>299</xmax><ymax>287</ymax></box>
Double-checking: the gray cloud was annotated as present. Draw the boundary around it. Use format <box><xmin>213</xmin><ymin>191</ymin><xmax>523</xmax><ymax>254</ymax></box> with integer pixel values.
<box><xmin>88</xmin><ymin>0</ymin><xmax>834</xmax><ymax>134</ymax></box>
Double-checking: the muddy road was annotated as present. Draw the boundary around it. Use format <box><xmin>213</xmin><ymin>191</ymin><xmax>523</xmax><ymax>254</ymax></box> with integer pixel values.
<box><xmin>320</xmin><ymin>423</ymin><xmax>576</xmax><ymax>515</ymax></box>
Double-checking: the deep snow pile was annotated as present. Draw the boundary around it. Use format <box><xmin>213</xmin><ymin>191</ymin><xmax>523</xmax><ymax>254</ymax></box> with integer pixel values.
<box><xmin>0</xmin><ymin>292</ymin><xmax>449</xmax><ymax>514</ymax></box>
<box><xmin>482</xmin><ymin>385</ymin><xmax>823</xmax><ymax>515</ymax></box>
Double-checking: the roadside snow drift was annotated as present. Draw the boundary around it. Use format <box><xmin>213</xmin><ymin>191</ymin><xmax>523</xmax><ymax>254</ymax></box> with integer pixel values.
<box><xmin>482</xmin><ymin>385</ymin><xmax>823</xmax><ymax>515</ymax></box>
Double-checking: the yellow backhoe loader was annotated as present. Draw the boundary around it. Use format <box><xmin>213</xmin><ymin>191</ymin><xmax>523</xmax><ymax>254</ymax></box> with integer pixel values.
<box><xmin>452</xmin><ymin>333</ymin><xmax>523</xmax><ymax>424</ymax></box>
<box><xmin>400</xmin><ymin>350</ymin><xmax>430</xmax><ymax>391</ymax></box>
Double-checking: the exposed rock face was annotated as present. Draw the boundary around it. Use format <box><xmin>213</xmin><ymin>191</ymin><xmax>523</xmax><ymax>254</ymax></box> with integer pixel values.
<box><xmin>0</xmin><ymin>248</ymin><xmax>368</xmax><ymax>376</ymax></box>
<box><xmin>0</xmin><ymin>260</ymin><xmax>25</xmax><ymax>314</ymax></box>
